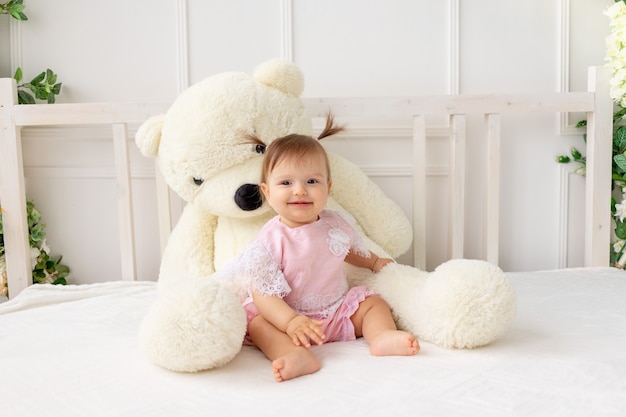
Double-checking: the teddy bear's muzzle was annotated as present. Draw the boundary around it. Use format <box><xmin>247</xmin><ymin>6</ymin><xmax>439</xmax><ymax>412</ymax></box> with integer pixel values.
<box><xmin>234</xmin><ymin>183</ymin><xmax>263</xmax><ymax>211</ymax></box>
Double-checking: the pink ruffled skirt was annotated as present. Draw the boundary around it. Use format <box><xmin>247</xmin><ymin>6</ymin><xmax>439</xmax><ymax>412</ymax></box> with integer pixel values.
<box><xmin>243</xmin><ymin>285</ymin><xmax>376</xmax><ymax>345</ymax></box>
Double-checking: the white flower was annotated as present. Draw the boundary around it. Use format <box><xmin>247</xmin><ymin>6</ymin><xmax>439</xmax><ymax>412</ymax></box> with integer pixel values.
<box><xmin>615</xmin><ymin>200</ymin><xmax>626</xmax><ymax>222</ymax></box>
<box><xmin>30</xmin><ymin>247</ymin><xmax>41</xmax><ymax>270</ymax></box>
<box><xmin>614</xmin><ymin>239</ymin><xmax>625</xmax><ymax>254</ymax></box>
<box><xmin>40</xmin><ymin>239</ymin><xmax>50</xmax><ymax>254</ymax></box>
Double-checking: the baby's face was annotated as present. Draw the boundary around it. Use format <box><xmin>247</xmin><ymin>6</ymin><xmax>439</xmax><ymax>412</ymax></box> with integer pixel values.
<box><xmin>260</xmin><ymin>154</ymin><xmax>331</xmax><ymax>228</ymax></box>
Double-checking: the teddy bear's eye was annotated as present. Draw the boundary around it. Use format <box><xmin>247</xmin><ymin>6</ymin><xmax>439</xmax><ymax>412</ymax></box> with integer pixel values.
<box><xmin>255</xmin><ymin>144</ymin><xmax>266</xmax><ymax>154</ymax></box>
<box><xmin>193</xmin><ymin>177</ymin><xmax>204</xmax><ymax>186</ymax></box>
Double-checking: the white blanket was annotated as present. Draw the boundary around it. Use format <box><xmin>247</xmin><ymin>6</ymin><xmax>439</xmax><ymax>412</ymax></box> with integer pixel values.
<box><xmin>1</xmin><ymin>268</ymin><xmax>625</xmax><ymax>416</ymax></box>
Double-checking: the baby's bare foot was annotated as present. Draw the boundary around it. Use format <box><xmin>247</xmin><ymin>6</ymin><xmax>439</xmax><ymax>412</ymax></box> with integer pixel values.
<box><xmin>369</xmin><ymin>330</ymin><xmax>420</xmax><ymax>356</ymax></box>
<box><xmin>272</xmin><ymin>347</ymin><xmax>321</xmax><ymax>382</ymax></box>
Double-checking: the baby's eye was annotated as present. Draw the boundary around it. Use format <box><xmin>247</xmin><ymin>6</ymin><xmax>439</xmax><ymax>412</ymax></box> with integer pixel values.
<box><xmin>280</xmin><ymin>180</ymin><xmax>292</xmax><ymax>186</ymax></box>
<box><xmin>307</xmin><ymin>179</ymin><xmax>319</xmax><ymax>184</ymax></box>
<box><xmin>254</xmin><ymin>144</ymin><xmax>266</xmax><ymax>154</ymax></box>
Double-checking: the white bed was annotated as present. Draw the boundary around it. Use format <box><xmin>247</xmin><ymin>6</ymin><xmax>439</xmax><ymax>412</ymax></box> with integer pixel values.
<box><xmin>1</xmin><ymin>66</ymin><xmax>625</xmax><ymax>416</ymax></box>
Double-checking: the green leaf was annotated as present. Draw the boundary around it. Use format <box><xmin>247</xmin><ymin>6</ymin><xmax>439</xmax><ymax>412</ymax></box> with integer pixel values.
<box><xmin>55</xmin><ymin>264</ymin><xmax>70</xmax><ymax>274</ymax></box>
<box><xmin>615</xmin><ymin>154</ymin><xmax>626</xmax><ymax>173</ymax></box>
<box><xmin>13</xmin><ymin>67</ymin><xmax>23</xmax><ymax>83</ymax></box>
<box><xmin>17</xmin><ymin>90</ymin><xmax>35</xmax><ymax>104</ymax></box>
<box><xmin>556</xmin><ymin>155</ymin><xmax>570</xmax><ymax>163</ymax></box>
<box><xmin>31</xmin><ymin>71</ymin><xmax>45</xmax><ymax>85</ymax></box>
<box><xmin>615</xmin><ymin>126</ymin><xmax>626</xmax><ymax>152</ymax></box>
<box><xmin>612</xmin><ymin>197</ymin><xmax>617</xmax><ymax>214</ymax></box>
<box><xmin>571</xmin><ymin>147</ymin><xmax>582</xmax><ymax>160</ymax></box>
<box><xmin>616</xmin><ymin>221</ymin><xmax>626</xmax><ymax>240</ymax></box>
<box><xmin>35</xmin><ymin>88</ymin><xmax>48</xmax><ymax>101</ymax></box>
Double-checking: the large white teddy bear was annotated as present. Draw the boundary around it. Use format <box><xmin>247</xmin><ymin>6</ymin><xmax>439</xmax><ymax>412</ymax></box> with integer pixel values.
<box><xmin>135</xmin><ymin>59</ymin><xmax>516</xmax><ymax>372</ymax></box>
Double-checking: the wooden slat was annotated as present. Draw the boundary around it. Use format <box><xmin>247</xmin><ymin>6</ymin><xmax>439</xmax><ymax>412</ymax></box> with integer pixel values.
<box><xmin>484</xmin><ymin>113</ymin><xmax>501</xmax><ymax>264</ymax></box>
<box><xmin>13</xmin><ymin>102</ymin><xmax>167</xmax><ymax>126</ymax></box>
<box><xmin>112</xmin><ymin>123</ymin><xmax>137</xmax><ymax>281</ymax></box>
<box><xmin>302</xmin><ymin>92</ymin><xmax>595</xmax><ymax>118</ymax></box>
<box><xmin>585</xmin><ymin>66</ymin><xmax>613</xmax><ymax>267</ymax></box>
<box><xmin>448</xmin><ymin>114</ymin><xmax>465</xmax><ymax>259</ymax></box>
<box><xmin>412</xmin><ymin>115</ymin><xmax>427</xmax><ymax>270</ymax></box>
<box><xmin>0</xmin><ymin>78</ymin><xmax>31</xmax><ymax>298</ymax></box>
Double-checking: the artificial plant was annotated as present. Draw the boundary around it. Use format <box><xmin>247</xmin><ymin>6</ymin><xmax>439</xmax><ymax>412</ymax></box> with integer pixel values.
<box><xmin>1</xmin><ymin>0</ymin><xmax>63</xmax><ymax>104</ymax></box>
<box><xmin>0</xmin><ymin>201</ymin><xmax>70</xmax><ymax>298</ymax></box>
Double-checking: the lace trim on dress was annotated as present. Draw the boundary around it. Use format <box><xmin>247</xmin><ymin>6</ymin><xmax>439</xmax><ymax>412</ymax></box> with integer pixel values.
<box><xmin>245</xmin><ymin>240</ymin><xmax>291</xmax><ymax>298</ymax></box>
<box><xmin>292</xmin><ymin>280</ymin><xmax>349</xmax><ymax>319</ymax></box>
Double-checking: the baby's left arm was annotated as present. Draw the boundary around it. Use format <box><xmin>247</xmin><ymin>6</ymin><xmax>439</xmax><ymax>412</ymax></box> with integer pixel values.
<box><xmin>345</xmin><ymin>250</ymin><xmax>393</xmax><ymax>273</ymax></box>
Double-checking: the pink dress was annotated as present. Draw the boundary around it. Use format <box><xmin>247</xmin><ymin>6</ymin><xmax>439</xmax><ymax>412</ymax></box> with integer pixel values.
<box><xmin>219</xmin><ymin>209</ymin><xmax>376</xmax><ymax>343</ymax></box>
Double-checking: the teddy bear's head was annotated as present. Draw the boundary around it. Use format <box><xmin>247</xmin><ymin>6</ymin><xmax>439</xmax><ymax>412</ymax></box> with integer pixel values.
<box><xmin>135</xmin><ymin>59</ymin><xmax>313</xmax><ymax>218</ymax></box>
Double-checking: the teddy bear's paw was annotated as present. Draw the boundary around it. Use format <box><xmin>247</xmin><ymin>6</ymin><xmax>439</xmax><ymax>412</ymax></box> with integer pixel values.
<box><xmin>416</xmin><ymin>259</ymin><xmax>517</xmax><ymax>349</ymax></box>
<box><xmin>138</xmin><ymin>276</ymin><xmax>247</xmax><ymax>372</ymax></box>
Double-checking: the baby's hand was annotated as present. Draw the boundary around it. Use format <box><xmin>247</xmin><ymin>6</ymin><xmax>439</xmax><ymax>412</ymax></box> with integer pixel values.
<box><xmin>286</xmin><ymin>315</ymin><xmax>325</xmax><ymax>348</ymax></box>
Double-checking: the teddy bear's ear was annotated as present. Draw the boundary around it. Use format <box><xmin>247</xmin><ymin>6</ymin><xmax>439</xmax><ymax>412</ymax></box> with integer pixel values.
<box><xmin>253</xmin><ymin>59</ymin><xmax>304</xmax><ymax>97</ymax></box>
<box><xmin>135</xmin><ymin>114</ymin><xmax>165</xmax><ymax>157</ymax></box>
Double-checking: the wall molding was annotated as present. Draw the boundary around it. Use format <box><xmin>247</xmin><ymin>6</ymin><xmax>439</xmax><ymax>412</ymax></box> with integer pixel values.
<box><xmin>449</xmin><ymin>0</ymin><xmax>460</xmax><ymax>95</ymax></box>
<box><xmin>558</xmin><ymin>163</ymin><xmax>583</xmax><ymax>268</ymax></box>
<box><xmin>24</xmin><ymin>166</ymin><xmax>156</xmax><ymax>180</ymax></box>
<box><xmin>281</xmin><ymin>0</ymin><xmax>294</xmax><ymax>61</ymax></box>
<box><xmin>22</xmin><ymin>125</ymin><xmax>142</xmax><ymax>140</ymax></box>
<box><xmin>9</xmin><ymin>17</ymin><xmax>21</xmax><ymax>73</ymax></box>
<box><xmin>175</xmin><ymin>0</ymin><xmax>190</xmax><ymax>93</ymax></box>
<box><xmin>559</xmin><ymin>0</ymin><xmax>580</xmax><ymax>135</ymax></box>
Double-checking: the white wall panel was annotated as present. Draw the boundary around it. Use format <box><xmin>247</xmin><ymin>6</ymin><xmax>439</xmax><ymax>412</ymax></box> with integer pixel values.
<box><xmin>569</xmin><ymin>0</ymin><xmax>612</xmax><ymax>93</ymax></box>
<box><xmin>293</xmin><ymin>0</ymin><xmax>450</xmax><ymax>96</ymax></box>
<box><xmin>186</xmin><ymin>0</ymin><xmax>283</xmax><ymax>84</ymax></box>
<box><xmin>460</xmin><ymin>0</ymin><xmax>559</xmax><ymax>93</ymax></box>
<box><xmin>15</xmin><ymin>0</ymin><xmax>179</xmax><ymax>102</ymax></box>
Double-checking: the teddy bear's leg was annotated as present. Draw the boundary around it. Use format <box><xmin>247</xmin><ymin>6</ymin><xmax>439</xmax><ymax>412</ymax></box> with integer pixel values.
<box><xmin>346</xmin><ymin>262</ymin><xmax>429</xmax><ymax>335</ymax></box>
<box><xmin>138</xmin><ymin>276</ymin><xmax>247</xmax><ymax>372</ymax></box>
<box><xmin>414</xmin><ymin>259</ymin><xmax>517</xmax><ymax>349</ymax></box>
<box><xmin>348</xmin><ymin>260</ymin><xmax>516</xmax><ymax>349</ymax></box>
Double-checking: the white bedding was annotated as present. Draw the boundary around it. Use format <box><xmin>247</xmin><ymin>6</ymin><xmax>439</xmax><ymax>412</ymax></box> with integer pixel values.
<box><xmin>1</xmin><ymin>267</ymin><xmax>625</xmax><ymax>417</ymax></box>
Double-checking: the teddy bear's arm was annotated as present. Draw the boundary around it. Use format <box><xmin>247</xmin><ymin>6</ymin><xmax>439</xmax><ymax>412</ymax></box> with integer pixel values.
<box><xmin>158</xmin><ymin>204</ymin><xmax>218</xmax><ymax>285</ymax></box>
<box><xmin>327</xmin><ymin>152</ymin><xmax>412</xmax><ymax>258</ymax></box>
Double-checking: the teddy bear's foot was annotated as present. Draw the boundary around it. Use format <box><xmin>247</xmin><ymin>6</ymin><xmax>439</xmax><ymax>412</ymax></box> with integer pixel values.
<box><xmin>415</xmin><ymin>259</ymin><xmax>517</xmax><ymax>349</ymax></box>
<box><xmin>138</xmin><ymin>276</ymin><xmax>247</xmax><ymax>372</ymax></box>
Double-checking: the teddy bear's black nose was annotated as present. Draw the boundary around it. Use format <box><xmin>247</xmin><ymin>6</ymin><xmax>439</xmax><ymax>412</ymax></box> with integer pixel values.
<box><xmin>234</xmin><ymin>183</ymin><xmax>263</xmax><ymax>211</ymax></box>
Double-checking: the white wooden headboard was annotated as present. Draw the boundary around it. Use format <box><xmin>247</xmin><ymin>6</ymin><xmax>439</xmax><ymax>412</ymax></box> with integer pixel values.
<box><xmin>0</xmin><ymin>66</ymin><xmax>612</xmax><ymax>299</ymax></box>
